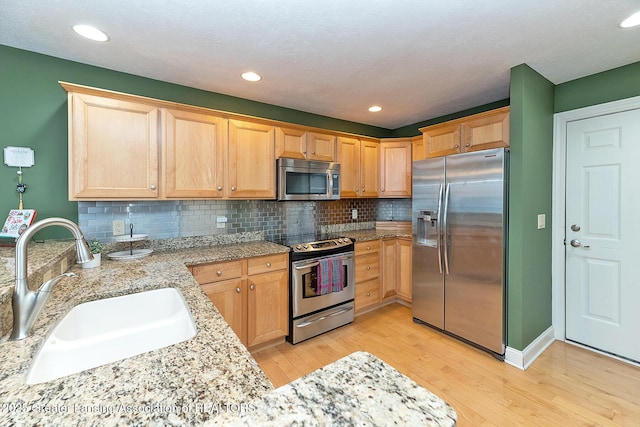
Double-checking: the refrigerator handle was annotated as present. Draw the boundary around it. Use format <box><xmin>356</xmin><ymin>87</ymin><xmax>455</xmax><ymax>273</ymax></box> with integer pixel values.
<box><xmin>436</xmin><ymin>183</ymin><xmax>443</xmax><ymax>274</ymax></box>
<box><xmin>443</xmin><ymin>182</ymin><xmax>451</xmax><ymax>275</ymax></box>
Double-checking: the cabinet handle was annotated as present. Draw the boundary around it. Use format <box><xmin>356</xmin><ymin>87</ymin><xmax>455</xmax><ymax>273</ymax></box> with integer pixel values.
<box><xmin>150</xmin><ymin>185</ymin><xmax>156</xmax><ymax>190</ymax></box>
<box><xmin>266</xmin><ymin>262</ymin><xmax>271</xmax><ymax>268</ymax></box>
<box><xmin>217</xmin><ymin>186</ymin><xmax>223</xmax><ymax>191</ymax></box>
<box><xmin>250</xmin><ymin>284</ymin><xmax>255</xmax><ymax>290</ymax></box>
<box><xmin>236</xmin><ymin>287</ymin><xmax>241</xmax><ymax>293</ymax></box>
<box><xmin>231</xmin><ymin>187</ymin><xmax>236</xmax><ymax>191</ymax></box>
<box><xmin>217</xmin><ymin>270</ymin><xmax>222</xmax><ymax>276</ymax></box>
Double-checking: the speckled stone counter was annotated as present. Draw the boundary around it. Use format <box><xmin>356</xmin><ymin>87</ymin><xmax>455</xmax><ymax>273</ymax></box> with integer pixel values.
<box><xmin>0</xmin><ymin>240</ymin><xmax>287</xmax><ymax>426</ymax></box>
<box><xmin>209</xmin><ymin>351</ymin><xmax>457</xmax><ymax>426</ymax></box>
<box><xmin>339</xmin><ymin>229</ymin><xmax>412</xmax><ymax>242</ymax></box>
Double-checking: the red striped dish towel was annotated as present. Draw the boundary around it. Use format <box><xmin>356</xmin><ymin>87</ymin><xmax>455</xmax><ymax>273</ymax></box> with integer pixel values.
<box><xmin>317</xmin><ymin>256</ymin><xmax>344</xmax><ymax>295</ymax></box>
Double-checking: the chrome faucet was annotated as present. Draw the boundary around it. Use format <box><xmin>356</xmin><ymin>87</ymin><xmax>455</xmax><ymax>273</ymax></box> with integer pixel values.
<box><xmin>10</xmin><ymin>217</ymin><xmax>94</xmax><ymax>340</ymax></box>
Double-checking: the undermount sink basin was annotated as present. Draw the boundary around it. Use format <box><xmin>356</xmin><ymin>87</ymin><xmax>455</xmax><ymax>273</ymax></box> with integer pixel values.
<box><xmin>26</xmin><ymin>287</ymin><xmax>197</xmax><ymax>385</ymax></box>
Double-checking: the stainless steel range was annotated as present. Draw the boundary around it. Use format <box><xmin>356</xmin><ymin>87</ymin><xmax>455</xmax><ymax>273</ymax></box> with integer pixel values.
<box><xmin>280</xmin><ymin>235</ymin><xmax>355</xmax><ymax>344</ymax></box>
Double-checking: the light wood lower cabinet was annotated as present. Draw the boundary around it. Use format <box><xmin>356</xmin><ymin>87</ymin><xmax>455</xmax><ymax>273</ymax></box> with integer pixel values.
<box><xmin>382</xmin><ymin>237</ymin><xmax>412</xmax><ymax>303</ymax></box>
<box><xmin>354</xmin><ymin>240</ymin><xmax>381</xmax><ymax>312</ymax></box>
<box><xmin>191</xmin><ymin>253</ymin><xmax>288</xmax><ymax>349</ymax></box>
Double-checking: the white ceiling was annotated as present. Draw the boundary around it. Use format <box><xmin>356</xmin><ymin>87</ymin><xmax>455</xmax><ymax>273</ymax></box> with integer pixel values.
<box><xmin>1</xmin><ymin>1</ymin><xmax>640</xmax><ymax>129</ymax></box>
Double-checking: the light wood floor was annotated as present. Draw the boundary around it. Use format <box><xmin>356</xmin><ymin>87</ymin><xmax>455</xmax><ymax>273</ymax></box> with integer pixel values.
<box><xmin>252</xmin><ymin>303</ymin><xmax>640</xmax><ymax>426</ymax></box>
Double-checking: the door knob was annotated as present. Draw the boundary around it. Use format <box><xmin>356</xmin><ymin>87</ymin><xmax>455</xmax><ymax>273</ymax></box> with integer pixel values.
<box><xmin>570</xmin><ymin>239</ymin><xmax>581</xmax><ymax>247</ymax></box>
<box><xmin>571</xmin><ymin>224</ymin><xmax>581</xmax><ymax>232</ymax></box>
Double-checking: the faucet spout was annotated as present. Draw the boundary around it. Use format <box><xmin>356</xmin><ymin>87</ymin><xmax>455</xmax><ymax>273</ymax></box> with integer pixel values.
<box><xmin>10</xmin><ymin>218</ymin><xmax>93</xmax><ymax>341</ymax></box>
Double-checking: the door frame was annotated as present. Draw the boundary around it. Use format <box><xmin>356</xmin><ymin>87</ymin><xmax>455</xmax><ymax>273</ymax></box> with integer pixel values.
<box><xmin>552</xmin><ymin>94</ymin><xmax>640</xmax><ymax>346</ymax></box>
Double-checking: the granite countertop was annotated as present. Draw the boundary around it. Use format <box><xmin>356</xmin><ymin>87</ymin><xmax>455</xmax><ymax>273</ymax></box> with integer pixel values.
<box><xmin>0</xmin><ymin>240</ymin><xmax>288</xmax><ymax>426</ymax></box>
<box><xmin>339</xmin><ymin>229</ymin><xmax>412</xmax><ymax>242</ymax></box>
<box><xmin>209</xmin><ymin>351</ymin><xmax>457</xmax><ymax>426</ymax></box>
<box><xmin>0</xmin><ymin>234</ymin><xmax>455</xmax><ymax>426</ymax></box>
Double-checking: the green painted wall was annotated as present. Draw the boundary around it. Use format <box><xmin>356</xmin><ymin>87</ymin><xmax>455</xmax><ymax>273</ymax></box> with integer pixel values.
<box><xmin>0</xmin><ymin>45</ymin><xmax>391</xmax><ymax>239</ymax></box>
<box><xmin>555</xmin><ymin>61</ymin><xmax>640</xmax><ymax>113</ymax></box>
<box><xmin>391</xmin><ymin>99</ymin><xmax>510</xmax><ymax>137</ymax></box>
<box><xmin>507</xmin><ymin>64</ymin><xmax>554</xmax><ymax>350</ymax></box>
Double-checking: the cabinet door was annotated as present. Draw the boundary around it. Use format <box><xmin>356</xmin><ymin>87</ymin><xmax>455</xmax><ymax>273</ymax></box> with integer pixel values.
<box><xmin>228</xmin><ymin>120</ymin><xmax>276</xmax><ymax>199</ymax></box>
<box><xmin>336</xmin><ymin>137</ymin><xmax>361</xmax><ymax>198</ymax></box>
<box><xmin>360</xmin><ymin>141</ymin><xmax>380</xmax><ymax>197</ymax></box>
<box><xmin>396</xmin><ymin>238</ymin><xmax>412</xmax><ymax>301</ymax></box>
<box><xmin>246</xmin><ymin>269</ymin><xmax>289</xmax><ymax>347</ymax></box>
<box><xmin>379</xmin><ymin>141</ymin><xmax>412</xmax><ymax>198</ymax></box>
<box><xmin>423</xmin><ymin>123</ymin><xmax>461</xmax><ymax>158</ymax></box>
<box><xmin>163</xmin><ymin>109</ymin><xmax>227</xmax><ymax>198</ymax></box>
<box><xmin>201</xmin><ymin>278</ymin><xmax>247</xmax><ymax>344</ymax></box>
<box><xmin>307</xmin><ymin>132</ymin><xmax>336</xmax><ymax>162</ymax></box>
<box><xmin>68</xmin><ymin>93</ymin><xmax>159</xmax><ymax>199</ymax></box>
<box><xmin>355</xmin><ymin>278</ymin><xmax>380</xmax><ymax>312</ymax></box>
<box><xmin>381</xmin><ymin>239</ymin><xmax>397</xmax><ymax>299</ymax></box>
<box><xmin>462</xmin><ymin>107</ymin><xmax>510</xmax><ymax>152</ymax></box>
<box><xmin>275</xmin><ymin>126</ymin><xmax>307</xmax><ymax>159</ymax></box>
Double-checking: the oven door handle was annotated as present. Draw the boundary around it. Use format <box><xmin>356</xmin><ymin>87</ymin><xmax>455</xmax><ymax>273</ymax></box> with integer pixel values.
<box><xmin>296</xmin><ymin>305</ymin><xmax>354</xmax><ymax>328</ymax></box>
<box><xmin>294</xmin><ymin>261</ymin><xmax>319</xmax><ymax>270</ymax></box>
<box><xmin>293</xmin><ymin>254</ymin><xmax>354</xmax><ymax>270</ymax></box>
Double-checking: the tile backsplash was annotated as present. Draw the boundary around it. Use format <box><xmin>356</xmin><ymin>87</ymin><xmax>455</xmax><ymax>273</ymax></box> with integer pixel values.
<box><xmin>78</xmin><ymin>199</ymin><xmax>411</xmax><ymax>242</ymax></box>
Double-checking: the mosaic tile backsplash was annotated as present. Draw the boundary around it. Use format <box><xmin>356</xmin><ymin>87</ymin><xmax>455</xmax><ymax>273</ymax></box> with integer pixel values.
<box><xmin>78</xmin><ymin>199</ymin><xmax>411</xmax><ymax>243</ymax></box>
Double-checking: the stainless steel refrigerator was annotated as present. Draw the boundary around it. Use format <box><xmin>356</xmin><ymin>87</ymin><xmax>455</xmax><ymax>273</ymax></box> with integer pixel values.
<box><xmin>412</xmin><ymin>148</ymin><xmax>508</xmax><ymax>358</ymax></box>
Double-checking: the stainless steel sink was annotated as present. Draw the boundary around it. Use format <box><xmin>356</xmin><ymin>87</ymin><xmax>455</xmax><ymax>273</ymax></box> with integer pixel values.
<box><xmin>26</xmin><ymin>287</ymin><xmax>197</xmax><ymax>384</ymax></box>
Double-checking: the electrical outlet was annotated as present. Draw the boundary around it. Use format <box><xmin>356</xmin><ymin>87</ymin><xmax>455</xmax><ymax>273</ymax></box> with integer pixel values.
<box><xmin>537</xmin><ymin>214</ymin><xmax>546</xmax><ymax>230</ymax></box>
<box><xmin>352</xmin><ymin>209</ymin><xmax>358</xmax><ymax>220</ymax></box>
<box><xmin>217</xmin><ymin>216</ymin><xmax>227</xmax><ymax>229</ymax></box>
<box><xmin>112</xmin><ymin>219</ymin><xmax>125</xmax><ymax>235</ymax></box>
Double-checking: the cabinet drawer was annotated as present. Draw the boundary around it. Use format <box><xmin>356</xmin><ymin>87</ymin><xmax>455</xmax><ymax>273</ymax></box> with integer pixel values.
<box><xmin>355</xmin><ymin>240</ymin><xmax>380</xmax><ymax>255</ymax></box>
<box><xmin>191</xmin><ymin>260</ymin><xmax>243</xmax><ymax>284</ymax></box>
<box><xmin>355</xmin><ymin>252</ymin><xmax>380</xmax><ymax>282</ymax></box>
<box><xmin>247</xmin><ymin>253</ymin><xmax>288</xmax><ymax>276</ymax></box>
<box><xmin>355</xmin><ymin>278</ymin><xmax>380</xmax><ymax>311</ymax></box>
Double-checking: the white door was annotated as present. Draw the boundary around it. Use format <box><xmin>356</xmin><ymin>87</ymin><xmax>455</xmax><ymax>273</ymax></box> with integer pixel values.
<box><xmin>565</xmin><ymin>108</ymin><xmax>640</xmax><ymax>363</ymax></box>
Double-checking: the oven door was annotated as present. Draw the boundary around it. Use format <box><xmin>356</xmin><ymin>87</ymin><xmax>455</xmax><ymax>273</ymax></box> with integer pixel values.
<box><xmin>291</xmin><ymin>252</ymin><xmax>355</xmax><ymax>318</ymax></box>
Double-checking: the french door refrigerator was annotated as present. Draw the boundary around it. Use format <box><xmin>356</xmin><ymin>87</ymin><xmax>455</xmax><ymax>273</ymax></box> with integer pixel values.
<box><xmin>412</xmin><ymin>148</ymin><xmax>508</xmax><ymax>358</ymax></box>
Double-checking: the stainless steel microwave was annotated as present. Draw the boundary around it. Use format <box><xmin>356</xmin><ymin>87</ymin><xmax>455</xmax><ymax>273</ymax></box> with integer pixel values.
<box><xmin>277</xmin><ymin>158</ymin><xmax>340</xmax><ymax>201</ymax></box>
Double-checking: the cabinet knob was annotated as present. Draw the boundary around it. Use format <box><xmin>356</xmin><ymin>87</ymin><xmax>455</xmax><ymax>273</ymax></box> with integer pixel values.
<box><xmin>381</xmin><ymin>188</ymin><xmax>385</xmax><ymax>192</ymax></box>
<box><xmin>231</xmin><ymin>187</ymin><xmax>236</xmax><ymax>191</ymax></box>
<box><xmin>217</xmin><ymin>186</ymin><xmax>223</xmax><ymax>191</ymax></box>
<box><xmin>217</xmin><ymin>270</ymin><xmax>222</xmax><ymax>276</ymax></box>
<box><xmin>454</xmin><ymin>144</ymin><xmax>459</xmax><ymax>149</ymax></box>
<box><xmin>465</xmin><ymin>143</ymin><xmax>470</xmax><ymax>147</ymax></box>
<box><xmin>303</xmin><ymin>150</ymin><xmax>307</xmax><ymax>154</ymax></box>
<box><xmin>266</xmin><ymin>262</ymin><xmax>271</xmax><ymax>268</ymax></box>
<box><xmin>150</xmin><ymin>185</ymin><xmax>156</xmax><ymax>190</ymax></box>
<box><xmin>355</xmin><ymin>187</ymin><xmax>359</xmax><ymax>192</ymax></box>
<box><xmin>362</xmin><ymin>188</ymin><xmax>365</xmax><ymax>192</ymax></box>
<box><xmin>236</xmin><ymin>287</ymin><xmax>241</xmax><ymax>293</ymax></box>
<box><xmin>366</xmin><ymin>245</ymin><xmax>370</xmax><ymax>250</ymax></box>
<box><xmin>366</xmin><ymin>292</ymin><xmax>371</xmax><ymax>297</ymax></box>
<box><xmin>312</xmin><ymin>151</ymin><xmax>316</xmax><ymax>155</ymax></box>
<box><xmin>367</xmin><ymin>266</ymin><xmax>371</xmax><ymax>270</ymax></box>
<box><xmin>250</xmin><ymin>284</ymin><xmax>255</xmax><ymax>290</ymax></box>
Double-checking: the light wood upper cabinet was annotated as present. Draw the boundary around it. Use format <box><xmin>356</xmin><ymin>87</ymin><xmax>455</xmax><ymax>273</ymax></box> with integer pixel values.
<box><xmin>420</xmin><ymin>107</ymin><xmax>510</xmax><ymax>158</ymax></box>
<box><xmin>462</xmin><ymin>107</ymin><xmax>510</xmax><ymax>152</ymax></box>
<box><xmin>336</xmin><ymin>136</ymin><xmax>360</xmax><ymax>198</ymax></box>
<box><xmin>307</xmin><ymin>132</ymin><xmax>336</xmax><ymax>162</ymax></box>
<box><xmin>412</xmin><ymin>135</ymin><xmax>425</xmax><ymax>161</ymax></box>
<box><xmin>422</xmin><ymin>122</ymin><xmax>461</xmax><ymax>158</ymax></box>
<box><xmin>228</xmin><ymin>120</ymin><xmax>276</xmax><ymax>199</ymax></box>
<box><xmin>337</xmin><ymin>137</ymin><xmax>379</xmax><ymax>198</ymax></box>
<box><xmin>379</xmin><ymin>140</ymin><xmax>412</xmax><ymax>198</ymax></box>
<box><xmin>360</xmin><ymin>141</ymin><xmax>380</xmax><ymax>198</ymax></box>
<box><xmin>162</xmin><ymin>108</ymin><xmax>227</xmax><ymax>199</ymax></box>
<box><xmin>276</xmin><ymin>128</ymin><xmax>336</xmax><ymax>162</ymax></box>
<box><xmin>275</xmin><ymin>126</ymin><xmax>307</xmax><ymax>160</ymax></box>
<box><xmin>67</xmin><ymin>92</ymin><xmax>160</xmax><ymax>200</ymax></box>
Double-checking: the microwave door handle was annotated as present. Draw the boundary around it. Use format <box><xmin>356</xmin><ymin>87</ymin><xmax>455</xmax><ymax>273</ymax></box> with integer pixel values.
<box><xmin>327</xmin><ymin>171</ymin><xmax>333</xmax><ymax>197</ymax></box>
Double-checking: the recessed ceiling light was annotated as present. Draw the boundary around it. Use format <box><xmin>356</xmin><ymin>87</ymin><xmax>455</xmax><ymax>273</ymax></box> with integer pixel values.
<box><xmin>242</xmin><ymin>71</ymin><xmax>262</xmax><ymax>82</ymax></box>
<box><xmin>368</xmin><ymin>106</ymin><xmax>383</xmax><ymax>113</ymax></box>
<box><xmin>620</xmin><ymin>11</ymin><xmax>640</xmax><ymax>28</ymax></box>
<box><xmin>73</xmin><ymin>24</ymin><xmax>109</xmax><ymax>42</ymax></box>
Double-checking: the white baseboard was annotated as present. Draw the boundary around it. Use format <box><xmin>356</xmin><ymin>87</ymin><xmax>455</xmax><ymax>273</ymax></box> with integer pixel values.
<box><xmin>504</xmin><ymin>326</ymin><xmax>555</xmax><ymax>370</ymax></box>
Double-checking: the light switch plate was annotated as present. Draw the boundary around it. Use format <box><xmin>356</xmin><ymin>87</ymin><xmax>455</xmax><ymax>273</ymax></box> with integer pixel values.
<box><xmin>537</xmin><ymin>214</ymin><xmax>546</xmax><ymax>229</ymax></box>
<box><xmin>112</xmin><ymin>220</ymin><xmax>125</xmax><ymax>235</ymax></box>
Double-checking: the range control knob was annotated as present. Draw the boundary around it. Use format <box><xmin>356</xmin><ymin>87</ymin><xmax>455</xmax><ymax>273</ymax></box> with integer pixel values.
<box><xmin>296</xmin><ymin>244</ymin><xmax>302</xmax><ymax>250</ymax></box>
<box><xmin>338</xmin><ymin>238</ymin><xmax>343</xmax><ymax>243</ymax></box>
<box><xmin>303</xmin><ymin>244</ymin><xmax>309</xmax><ymax>249</ymax></box>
